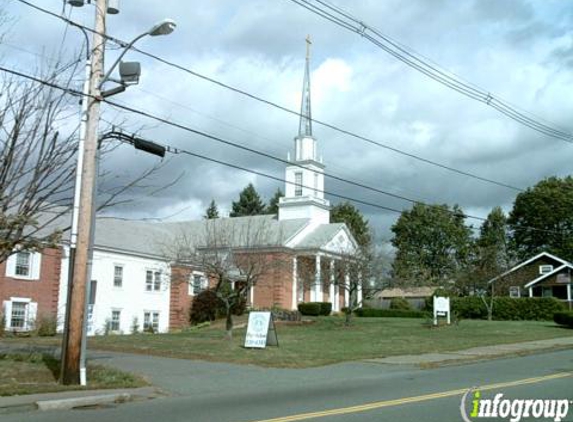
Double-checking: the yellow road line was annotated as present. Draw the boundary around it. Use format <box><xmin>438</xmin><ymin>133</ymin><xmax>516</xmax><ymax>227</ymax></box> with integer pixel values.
<box><xmin>248</xmin><ymin>372</ymin><xmax>572</xmax><ymax>422</ymax></box>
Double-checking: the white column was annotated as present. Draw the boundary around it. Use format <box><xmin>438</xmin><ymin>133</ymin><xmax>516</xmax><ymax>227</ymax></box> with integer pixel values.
<box><xmin>292</xmin><ymin>256</ymin><xmax>298</xmax><ymax>310</ymax></box>
<box><xmin>315</xmin><ymin>255</ymin><xmax>323</xmax><ymax>302</ymax></box>
<box><xmin>529</xmin><ymin>287</ymin><xmax>533</xmax><ymax>298</ymax></box>
<box><xmin>567</xmin><ymin>283</ymin><xmax>572</xmax><ymax>302</ymax></box>
<box><xmin>329</xmin><ymin>259</ymin><xmax>335</xmax><ymax>312</ymax></box>
<box><xmin>250</xmin><ymin>285</ymin><xmax>254</xmax><ymax>306</ymax></box>
<box><xmin>344</xmin><ymin>271</ymin><xmax>350</xmax><ymax>307</ymax></box>
<box><xmin>357</xmin><ymin>271</ymin><xmax>363</xmax><ymax>308</ymax></box>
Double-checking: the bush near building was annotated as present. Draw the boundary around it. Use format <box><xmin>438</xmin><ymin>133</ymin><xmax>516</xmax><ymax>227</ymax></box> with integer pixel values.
<box><xmin>298</xmin><ymin>302</ymin><xmax>334</xmax><ymax>316</ymax></box>
<box><xmin>389</xmin><ymin>297</ymin><xmax>412</xmax><ymax>311</ymax></box>
<box><xmin>554</xmin><ymin>311</ymin><xmax>573</xmax><ymax>328</ymax></box>
<box><xmin>355</xmin><ymin>308</ymin><xmax>425</xmax><ymax>318</ymax></box>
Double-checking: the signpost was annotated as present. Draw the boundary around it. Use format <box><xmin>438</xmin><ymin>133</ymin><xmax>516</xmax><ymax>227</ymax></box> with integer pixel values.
<box><xmin>244</xmin><ymin>311</ymin><xmax>279</xmax><ymax>348</ymax></box>
<box><xmin>433</xmin><ymin>296</ymin><xmax>451</xmax><ymax>326</ymax></box>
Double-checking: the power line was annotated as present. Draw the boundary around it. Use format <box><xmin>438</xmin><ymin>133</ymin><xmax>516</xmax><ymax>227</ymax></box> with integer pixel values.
<box><xmin>288</xmin><ymin>0</ymin><xmax>573</xmax><ymax>144</ymax></box>
<box><xmin>2</xmin><ymin>65</ymin><xmax>570</xmax><ymax>237</ymax></box>
<box><xmin>12</xmin><ymin>0</ymin><xmax>525</xmax><ymax>193</ymax></box>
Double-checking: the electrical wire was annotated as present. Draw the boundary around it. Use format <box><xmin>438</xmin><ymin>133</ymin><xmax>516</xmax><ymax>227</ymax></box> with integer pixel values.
<box><xmin>12</xmin><ymin>0</ymin><xmax>525</xmax><ymax>193</ymax></box>
<box><xmin>288</xmin><ymin>0</ymin><xmax>573</xmax><ymax>143</ymax></box>
<box><xmin>2</xmin><ymin>64</ymin><xmax>571</xmax><ymax>238</ymax></box>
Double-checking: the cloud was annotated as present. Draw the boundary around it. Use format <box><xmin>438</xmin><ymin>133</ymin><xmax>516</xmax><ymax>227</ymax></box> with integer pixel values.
<box><xmin>2</xmin><ymin>0</ymin><xmax>573</xmax><ymax>242</ymax></box>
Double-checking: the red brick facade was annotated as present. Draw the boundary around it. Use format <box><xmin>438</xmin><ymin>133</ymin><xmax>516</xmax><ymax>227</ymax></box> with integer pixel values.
<box><xmin>0</xmin><ymin>247</ymin><xmax>62</xmax><ymax>321</ymax></box>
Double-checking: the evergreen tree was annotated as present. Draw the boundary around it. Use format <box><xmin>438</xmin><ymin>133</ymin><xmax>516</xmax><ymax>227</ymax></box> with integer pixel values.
<box><xmin>203</xmin><ymin>199</ymin><xmax>220</xmax><ymax>219</ymax></box>
<box><xmin>230</xmin><ymin>183</ymin><xmax>266</xmax><ymax>217</ymax></box>
<box><xmin>266</xmin><ymin>188</ymin><xmax>283</xmax><ymax>215</ymax></box>
<box><xmin>330</xmin><ymin>202</ymin><xmax>371</xmax><ymax>249</ymax></box>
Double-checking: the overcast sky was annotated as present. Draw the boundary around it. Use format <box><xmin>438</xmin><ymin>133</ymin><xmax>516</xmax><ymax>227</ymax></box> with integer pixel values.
<box><xmin>2</xmin><ymin>0</ymin><xmax>573</xmax><ymax>243</ymax></box>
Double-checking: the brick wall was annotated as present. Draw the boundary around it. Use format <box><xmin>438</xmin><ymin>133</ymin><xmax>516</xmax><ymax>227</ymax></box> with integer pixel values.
<box><xmin>0</xmin><ymin>247</ymin><xmax>62</xmax><ymax>320</ymax></box>
<box><xmin>169</xmin><ymin>265</ymin><xmax>193</xmax><ymax>330</ymax></box>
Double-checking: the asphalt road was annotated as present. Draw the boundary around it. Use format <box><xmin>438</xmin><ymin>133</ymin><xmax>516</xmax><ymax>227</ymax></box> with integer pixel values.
<box><xmin>3</xmin><ymin>349</ymin><xmax>572</xmax><ymax>422</ymax></box>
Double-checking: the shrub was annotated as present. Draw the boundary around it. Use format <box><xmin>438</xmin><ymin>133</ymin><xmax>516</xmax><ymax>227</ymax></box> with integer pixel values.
<box><xmin>318</xmin><ymin>302</ymin><xmax>332</xmax><ymax>316</ymax></box>
<box><xmin>554</xmin><ymin>311</ymin><xmax>573</xmax><ymax>328</ymax></box>
<box><xmin>355</xmin><ymin>308</ymin><xmax>425</xmax><ymax>318</ymax></box>
<box><xmin>0</xmin><ymin>313</ymin><xmax>5</xmax><ymax>337</ymax></box>
<box><xmin>450</xmin><ymin>297</ymin><xmax>565</xmax><ymax>321</ymax></box>
<box><xmin>389</xmin><ymin>297</ymin><xmax>412</xmax><ymax>311</ymax></box>
<box><xmin>298</xmin><ymin>302</ymin><xmax>321</xmax><ymax>316</ymax></box>
<box><xmin>35</xmin><ymin>316</ymin><xmax>57</xmax><ymax>337</ymax></box>
<box><xmin>230</xmin><ymin>296</ymin><xmax>247</xmax><ymax>317</ymax></box>
<box><xmin>190</xmin><ymin>289</ymin><xmax>222</xmax><ymax>324</ymax></box>
<box><xmin>130</xmin><ymin>317</ymin><xmax>140</xmax><ymax>334</ymax></box>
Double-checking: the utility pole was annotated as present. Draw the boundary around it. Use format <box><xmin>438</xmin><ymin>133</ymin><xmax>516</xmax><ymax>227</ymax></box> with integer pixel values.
<box><xmin>61</xmin><ymin>0</ymin><xmax>106</xmax><ymax>385</ymax></box>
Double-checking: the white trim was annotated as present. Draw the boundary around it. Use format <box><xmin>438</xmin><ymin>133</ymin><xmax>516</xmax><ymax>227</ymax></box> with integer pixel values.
<box><xmin>5</xmin><ymin>251</ymin><xmax>42</xmax><ymax>280</ymax></box>
<box><xmin>509</xmin><ymin>286</ymin><xmax>521</xmax><ymax>298</ymax></box>
<box><xmin>488</xmin><ymin>252</ymin><xmax>572</xmax><ymax>284</ymax></box>
<box><xmin>524</xmin><ymin>264</ymin><xmax>573</xmax><ymax>288</ymax></box>
<box><xmin>188</xmin><ymin>271</ymin><xmax>207</xmax><ymax>296</ymax></box>
<box><xmin>9</xmin><ymin>297</ymin><xmax>31</xmax><ymax>303</ymax></box>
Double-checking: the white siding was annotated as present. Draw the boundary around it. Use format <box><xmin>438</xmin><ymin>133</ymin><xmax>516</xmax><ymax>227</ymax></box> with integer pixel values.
<box><xmin>57</xmin><ymin>247</ymin><xmax>171</xmax><ymax>335</ymax></box>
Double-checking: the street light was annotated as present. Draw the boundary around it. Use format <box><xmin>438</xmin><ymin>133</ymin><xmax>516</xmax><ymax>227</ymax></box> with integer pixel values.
<box><xmin>61</xmin><ymin>3</ymin><xmax>176</xmax><ymax>386</ymax></box>
<box><xmin>100</xmin><ymin>19</ymin><xmax>177</xmax><ymax>96</ymax></box>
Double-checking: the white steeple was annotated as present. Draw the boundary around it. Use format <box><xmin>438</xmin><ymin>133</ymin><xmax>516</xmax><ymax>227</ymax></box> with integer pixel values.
<box><xmin>278</xmin><ymin>36</ymin><xmax>330</xmax><ymax>224</ymax></box>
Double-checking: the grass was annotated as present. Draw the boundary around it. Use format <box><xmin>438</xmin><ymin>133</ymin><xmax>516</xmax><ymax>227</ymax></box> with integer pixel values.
<box><xmin>0</xmin><ymin>352</ymin><xmax>148</xmax><ymax>396</ymax></box>
<box><xmin>73</xmin><ymin>317</ymin><xmax>573</xmax><ymax>367</ymax></box>
<box><xmin>3</xmin><ymin>317</ymin><xmax>572</xmax><ymax>369</ymax></box>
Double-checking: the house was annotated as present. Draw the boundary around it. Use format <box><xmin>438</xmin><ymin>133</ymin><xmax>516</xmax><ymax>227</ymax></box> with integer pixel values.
<box><xmin>1</xmin><ymin>247</ymin><xmax>63</xmax><ymax>331</ymax></box>
<box><xmin>488</xmin><ymin>252</ymin><xmax>573</xmax><ymax>304</ymax></box>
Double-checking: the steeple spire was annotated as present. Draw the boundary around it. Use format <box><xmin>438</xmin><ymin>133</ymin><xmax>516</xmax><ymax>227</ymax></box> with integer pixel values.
<box><xmin>298</xmin><ymin>35</ymin><xmax>313</xmax><ymax>138</ymax></box>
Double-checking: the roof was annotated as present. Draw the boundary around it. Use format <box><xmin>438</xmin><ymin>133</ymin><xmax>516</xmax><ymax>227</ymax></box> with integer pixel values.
<box><xmin>487</xmin><ymin>251</ymin><xmax>572</xmax><ymax>284</ymax></box>
<box><xmin>294</xmin><ymin>223</ymin><xmax>346</xmax><ymax>249</ymax></box>
<box><xmin>90</xmin><ymin>214</ymin><xmax>353</xmax><ymax>258</ymax></box>
<box><xmin>375</xmin><ymin>287</ymin><xmax>435</xmax><ymax>298</ymax></box>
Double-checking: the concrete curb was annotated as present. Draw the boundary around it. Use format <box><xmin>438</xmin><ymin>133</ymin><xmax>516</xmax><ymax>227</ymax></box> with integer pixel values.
<box><xmin>0</xmin><ymin>387</ymin><xmax>160</xmax><ymax>415</ymax></box>
<box><xmin>36</xmin><ymin>392</ymin><xmax>131</xmax><ymax>411</ymax></box>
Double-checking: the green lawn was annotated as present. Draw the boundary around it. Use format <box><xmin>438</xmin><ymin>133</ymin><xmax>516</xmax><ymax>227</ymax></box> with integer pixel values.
<box><xmin>85</xmin><ymin>317</ymin><xmax>573</xmax><ymax>368</ymax></box>
<box><xmin>0</xmin><ymin>352</ymin><xmax>148</xmax><ymax>396</ymax></box>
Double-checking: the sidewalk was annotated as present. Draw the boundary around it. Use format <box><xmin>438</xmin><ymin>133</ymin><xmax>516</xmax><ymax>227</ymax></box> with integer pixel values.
<box><xmin>362</xmin><ymin>336</ymin><xmax>573</xmax><ymax>366</ymax></box>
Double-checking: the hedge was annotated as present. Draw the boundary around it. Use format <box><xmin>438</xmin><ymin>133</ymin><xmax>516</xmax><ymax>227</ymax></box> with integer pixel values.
<box><xmin>554</xmin><ymin>311</ymin><xmax>573</xmax><ymax>328</ymax></box>
<box><xmin>426</xmin><ymin>297</ymin><xmax>565</xmax><ymax>321</ymax></box>
<box><xmin>355</xmin><ymin>308</ymin><xmax>425</xmax><ymax>318</ymax></box>
<box><xmin>389</xmin><ymin>297</ymin><xmax>412</xmax><ymax>311</ymax></box>
<box><xmin>298</xmin><ymin>302</ymin><xmax>332</xmax><ymax>316</ymax></box>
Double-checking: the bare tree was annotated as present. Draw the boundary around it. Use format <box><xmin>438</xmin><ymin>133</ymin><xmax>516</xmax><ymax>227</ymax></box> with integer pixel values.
<box><xmin>168</xmin><ymin>217</ymin><xmax>285</xmax><ymax>340</ymax></box>
<box><xmin>0</xmin><ymin>53</ymin><xmax>177</xmax><ymax>263</ymax></box>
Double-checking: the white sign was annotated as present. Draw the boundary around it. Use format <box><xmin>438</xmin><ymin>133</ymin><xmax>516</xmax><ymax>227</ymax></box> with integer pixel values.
<box><xmin>244</xmin><ymin>312</ymin><xmax>278</xmax><ymax>348</ymax></box>
<box><xmin>433</xmin><ymin>296</ymin><xmax>451</xmax><ymax>325</ymax></box>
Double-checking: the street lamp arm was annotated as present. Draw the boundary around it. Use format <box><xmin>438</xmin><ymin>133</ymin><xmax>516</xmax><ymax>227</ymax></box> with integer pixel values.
<box><xmin>99</xmin><ymin>32</ymin><xmax>149</xmax><ymax>89</ymax></box>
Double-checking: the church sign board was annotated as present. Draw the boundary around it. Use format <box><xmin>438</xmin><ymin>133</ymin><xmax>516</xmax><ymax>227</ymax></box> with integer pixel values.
<box><xmin>244</xmin><ymin>311</ymin><xmax>279</xmax><ymax>348</ymax></box>
<box><xmin>433</xmin><ymin>296</ymin><xmax>451</xmax><ymax>326</ymax></box>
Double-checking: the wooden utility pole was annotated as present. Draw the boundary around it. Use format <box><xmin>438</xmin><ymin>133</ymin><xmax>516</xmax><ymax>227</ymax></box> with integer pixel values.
<box><xmin>61</xmin><ymin>0</ymin><xmax>106</xmax><ymax>385</ymax></box>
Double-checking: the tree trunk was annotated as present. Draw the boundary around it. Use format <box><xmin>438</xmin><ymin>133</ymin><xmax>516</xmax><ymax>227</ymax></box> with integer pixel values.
<box><xmin>345</xmin><ymin>310</ymin><xmax>352</xmax><ymax>326</ymax></box>
<box><xmin>225</xmin><ymin>311</ymin><xmax>233</xmax><ymax>341</ymax></box>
